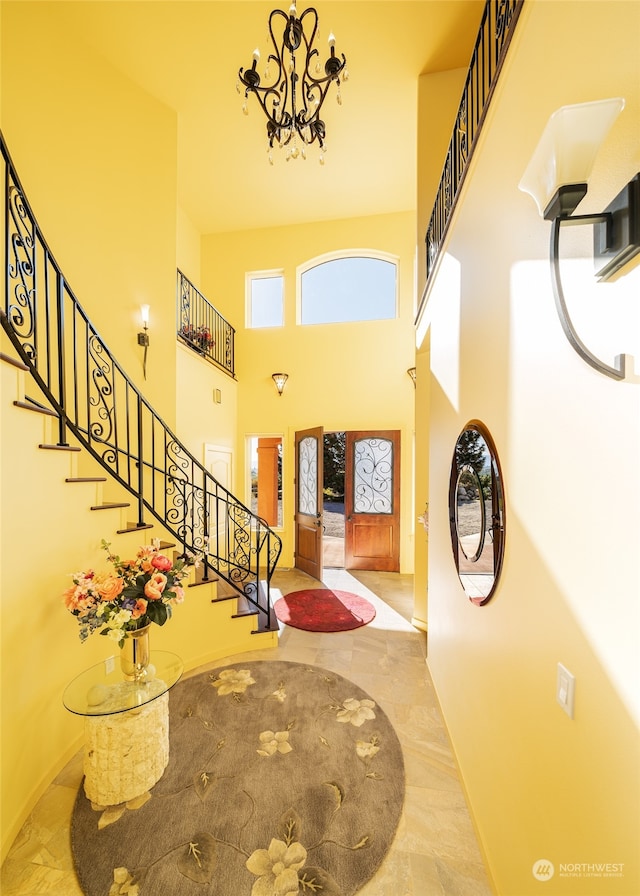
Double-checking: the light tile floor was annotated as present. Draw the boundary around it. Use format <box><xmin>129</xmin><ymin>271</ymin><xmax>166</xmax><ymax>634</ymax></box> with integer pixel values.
<box><xmin>1</xmin><ymin>567</ymin><xmax>493</xmax><ymax>895</ymax></box>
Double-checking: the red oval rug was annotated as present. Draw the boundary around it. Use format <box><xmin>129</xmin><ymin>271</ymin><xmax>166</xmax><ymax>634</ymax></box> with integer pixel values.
<box><xmin>274</xmin><ymin>588</ymin><xmax>376</xmax><ymax>632</ymax></box>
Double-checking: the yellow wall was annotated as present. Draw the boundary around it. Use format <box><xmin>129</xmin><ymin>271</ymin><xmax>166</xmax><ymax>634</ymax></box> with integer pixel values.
<box><xmin>176</xmin><ymin>342</ymin><xmax>238</xmax><ymax>462</ymax></box>
<box><xmin>177</xmin><ymin>204</ymin><xmax>201</xmax><ymax>289</ymax></box>
<box><xmin>1</xmin><ymin>1</ymin><xmax>178</xmax><ymax>425</ymax></box>
<box><xmin>418</xmin><ymin>2</ymin><xmax>640</xmax><ymax>894</ymax></box>
<box><xmin>201</xmin><ymin>212</ymin><xmax>417</xmax><ymax>571</ymax></box>
<box><xmin>417</xmin><ymin>67</ymin><xmax>467</xmax><ymax>292</ymax></box>
<box><xmin>0</xmin><ymin>3</ymin><xmax>249</xmax><ymax>860</ymax></box>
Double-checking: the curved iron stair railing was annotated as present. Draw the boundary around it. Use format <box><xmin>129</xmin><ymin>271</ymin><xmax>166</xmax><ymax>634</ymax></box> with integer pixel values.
<box><xmin>1</xmin><ymin>133</ymin><xmax>281</xmax><ymax>628</ymax></box>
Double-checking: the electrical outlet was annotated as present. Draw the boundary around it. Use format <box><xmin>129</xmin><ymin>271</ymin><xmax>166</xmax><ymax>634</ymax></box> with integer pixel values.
<box><xmin>556</xmin><ymin>663</ymin><xmax>575</xmax><ymax>719</ymax></box>
<box><xmin>105</xmin><ymin>655</ymin><xmax>115</xmax><ymax>675</ymax></box>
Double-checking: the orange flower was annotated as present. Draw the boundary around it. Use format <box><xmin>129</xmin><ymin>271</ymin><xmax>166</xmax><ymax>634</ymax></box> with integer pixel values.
<box><xmin>63</xmin><ymin>586</ymin><xmax>93</xmax><ymax>613</ymax></box>
<box><xmin>144</xmin><ymin>572</ymin><xmax>167</xmax><ymax>600</ymax></box>
<box><xmin>96</xmin><ymin>576</ymin><xmax>124</xmax><ymax>602</ymax></box>
<box><xmin>131</xmin><ymin>598</ymin><xmax>148</xmax><ymax>619</ymax></box>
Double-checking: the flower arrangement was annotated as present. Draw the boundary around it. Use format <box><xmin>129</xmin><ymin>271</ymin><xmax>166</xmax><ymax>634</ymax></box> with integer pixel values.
<box><xmin>180</xmin><ymin>323</ymin><xmax>215</xmax><ymax>352</ymax></box>
<box><xmin>63</xmin><ymin>539</ymin><xmax>197</xmax><ymax>646</ymax></box>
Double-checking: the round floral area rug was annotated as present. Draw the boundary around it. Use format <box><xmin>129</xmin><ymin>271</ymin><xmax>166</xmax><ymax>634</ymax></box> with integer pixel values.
<box><xmin>71</xmin><ymin>660</ymin><xmax>405</xmax><ymax>896</ymax></box>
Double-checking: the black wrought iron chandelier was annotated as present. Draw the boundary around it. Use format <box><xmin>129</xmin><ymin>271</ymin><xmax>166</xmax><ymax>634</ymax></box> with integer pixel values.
<box><xmin>238</xmin><ymin>3</ymin><xmax>348</xmax><ymax>164</ymax></box>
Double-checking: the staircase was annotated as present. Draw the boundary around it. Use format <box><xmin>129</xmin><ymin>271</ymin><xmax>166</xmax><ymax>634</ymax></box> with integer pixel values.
<box><xmin>0</xmin><ymin>132</ymin><xmax>282</xmax><ymax>640</ymax></box>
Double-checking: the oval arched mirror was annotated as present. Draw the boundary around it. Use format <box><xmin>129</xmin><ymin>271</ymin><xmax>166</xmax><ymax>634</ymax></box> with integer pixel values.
<box><xmin>449</xmin><ymin>421</ymin><xmax>505</xmax><ymax>605</ymax></box>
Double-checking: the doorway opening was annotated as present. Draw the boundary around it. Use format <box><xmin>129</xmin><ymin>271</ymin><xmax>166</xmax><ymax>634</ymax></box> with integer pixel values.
<box><xmin>323</xmin><ymin>432</ymin><xmax>345</xmax><ymax>568</ymax></box>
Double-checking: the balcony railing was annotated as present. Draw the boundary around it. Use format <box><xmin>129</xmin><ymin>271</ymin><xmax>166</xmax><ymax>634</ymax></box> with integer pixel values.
<box><xmin>420</xmin><ymin>0</ymin><xmax>524</xmax><ymax>310</ymax></box>
<box><xmin>177</xmin><ymin>269</ymin><xmax>235</xmax><ymax>377</ymax></box>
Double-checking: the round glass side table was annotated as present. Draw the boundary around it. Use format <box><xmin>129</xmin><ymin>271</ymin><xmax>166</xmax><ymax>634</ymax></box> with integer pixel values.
<box><xmin>63</xmin><ymin>651</ymin><xmax>183</xmax><ymax>806</ymax></box>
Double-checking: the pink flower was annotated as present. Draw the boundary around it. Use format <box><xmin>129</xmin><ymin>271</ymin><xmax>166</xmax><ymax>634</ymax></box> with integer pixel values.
<box><xmin>151</xmin><ymin>554</ymin><xmax>172</xmax><ymax>572</ymax></box>
<box><xmin>169</xmin><ymin>585</ymin><xmax>185</xmax><ymax>605</ymax></box>
<box><xmin>144</xmin><ymin>572</ymin><xmax>167</xmax><ymax>600</ymax></box>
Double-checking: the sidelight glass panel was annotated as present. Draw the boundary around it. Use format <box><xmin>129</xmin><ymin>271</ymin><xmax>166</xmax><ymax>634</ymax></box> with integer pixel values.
<box><xmin>353</xmin><ymin>438</ymin><xmax>393</xmax><ymax>514</ymax></box>
<box><xmin>298</xmin><ymin>436</ymin><xmax>318</xmax><ymax>515</ymax></box>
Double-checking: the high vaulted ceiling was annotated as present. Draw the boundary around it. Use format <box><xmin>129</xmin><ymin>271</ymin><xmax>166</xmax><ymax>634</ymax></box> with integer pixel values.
<box><xmin>45</xmin><ymin>0</ymin><xmax>484</xmax><ymax>234</ymax></box>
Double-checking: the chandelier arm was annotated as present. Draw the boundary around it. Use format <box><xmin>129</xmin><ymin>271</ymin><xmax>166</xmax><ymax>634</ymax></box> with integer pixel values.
<box><xmin>242</xmin><ymin>84</ymin><xmax>287</xmax><ymax>129</ymax></box>
<box><xmin>550</xmin><ymin>216</ymin><xmax>625</xmax><ymax>380</ymax></box>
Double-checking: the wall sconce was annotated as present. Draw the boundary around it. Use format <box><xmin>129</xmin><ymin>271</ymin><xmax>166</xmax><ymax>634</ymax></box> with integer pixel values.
<box><xmin>137</xmin><ymin>304</ymin><xmax>150</xmax><ymax>380</ymax></box>
<box><xmin>407</xmin><ymin>367</ymin><xmax>416</xmax><ymax>387</ymax></box>
<box><xmin>519</xmin><ymin>98</ymin><xmax>639</xmax><ymax>380</ymax></box>
<box><xmin>272</xmin><ymin>372</ymin><xmax>288</xmax><ymax>396</ymax></box>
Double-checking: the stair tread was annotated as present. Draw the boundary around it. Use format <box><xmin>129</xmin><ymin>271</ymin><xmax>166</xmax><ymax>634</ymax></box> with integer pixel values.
<box><xmin>13</xmin><ymin>399</ymin><xmax>58</xmax><ymax>417</ymax></box>
<box><xmin>116</xmin><ymin>523</ymin><xmax>153</xmax><ymax>534</ymax></box>
<box><xmin>0</xmin><ymin>351</ymin><xmax>29</xmax><ymax>371</ymax></box>
<box><xmin>90</xmin><ymin>502</ymin><xmax>131</xmax><ymax>510</ymax></box>
<box><xmin>65</xmin><ymin>477</ymin><xmax>108</xmax><ymax>483</ymax></box>
<box><xmin>39</xmin><ymin>443</ymin><xmax>81</xmax><ymax>452</ymax></box>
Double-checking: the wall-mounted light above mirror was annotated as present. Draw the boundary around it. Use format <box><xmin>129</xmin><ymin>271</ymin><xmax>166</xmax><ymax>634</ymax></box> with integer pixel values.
<box><xmin>448</xmin><ymin>421</ymin><xmax>505</xmax><ymax>606</ymax></box>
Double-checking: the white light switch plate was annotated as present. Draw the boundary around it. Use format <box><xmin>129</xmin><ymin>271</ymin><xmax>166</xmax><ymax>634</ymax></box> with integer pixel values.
<box><xmin>556</xmin><ymin>663</ymin><xmax>575</xmax><ymax>718</ymax></box>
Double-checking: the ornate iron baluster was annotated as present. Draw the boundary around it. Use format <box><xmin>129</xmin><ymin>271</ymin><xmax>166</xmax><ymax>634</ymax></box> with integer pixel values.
<box><xmin>1</xmin><ymin>132</ymin><xmax>281</xmax><ymax>621</ymax></box>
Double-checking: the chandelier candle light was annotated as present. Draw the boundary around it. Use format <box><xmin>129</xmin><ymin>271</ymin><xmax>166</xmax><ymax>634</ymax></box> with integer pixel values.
<box><xmin>238</xmin><ymin>3</ymin><xmax>348</xmax><ymax>164</ymax></box>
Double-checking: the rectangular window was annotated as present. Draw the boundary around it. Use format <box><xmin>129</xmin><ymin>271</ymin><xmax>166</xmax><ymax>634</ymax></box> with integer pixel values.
<box><xmin>247</xmin><ymin>272</ymin><xmax>284</xmax><ymax>328</ymax></box>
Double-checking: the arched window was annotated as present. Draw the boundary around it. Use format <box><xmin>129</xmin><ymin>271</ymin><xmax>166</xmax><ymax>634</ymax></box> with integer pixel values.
<box><xmin>299</xmin><ymin>253</ymin><xmax>397</xmax><ymax>325</ymax></box>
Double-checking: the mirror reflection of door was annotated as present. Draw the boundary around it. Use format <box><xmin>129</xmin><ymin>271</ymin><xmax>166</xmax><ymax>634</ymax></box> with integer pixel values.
<box><xmin>455</xmin><ymin>465</ymin><xmax>486</xmax><ymax>564</ymax></box>
<box><xmin>294</xmin><ymin>426</ymin><xmax>324</xmax><ymax>579</ymax></box>
<box><xmin>345</xmin><ymin>430</ymin><xmax>401</xmax><ymax>572</ymax></box>
<box><xmin>449</xmin><ymin>422</ymin><xmax>505</xmax><ymax>605</ymax></box>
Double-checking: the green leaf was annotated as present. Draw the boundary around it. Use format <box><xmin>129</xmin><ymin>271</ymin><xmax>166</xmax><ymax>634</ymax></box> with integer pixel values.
<box><xmin>122</xmin><ymin>586</ymin><xmax>141</xmax><ymax>599</ymax></box>
<box><xmin>145</xmin><ymin>602</ymin><xmax>168</xmax><ymax>625</ymax></box>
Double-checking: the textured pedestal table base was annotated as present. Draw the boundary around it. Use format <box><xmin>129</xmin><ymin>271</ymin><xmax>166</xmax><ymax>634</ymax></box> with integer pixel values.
<box><xmin>83</xmin><ymin>692</ymin><xmax>169</xmax><ymax>805</ymax></box>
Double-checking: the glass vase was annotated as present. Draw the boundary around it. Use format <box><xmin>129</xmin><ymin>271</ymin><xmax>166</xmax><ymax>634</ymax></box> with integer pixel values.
<box><xmin>120</xmin><ymin>624</ymin><xmax>151</xmax><ymax>682</ymax></box>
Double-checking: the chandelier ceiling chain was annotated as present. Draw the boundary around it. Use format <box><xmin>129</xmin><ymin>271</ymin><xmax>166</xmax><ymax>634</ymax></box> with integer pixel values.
<box><xmin>238</xmin><ymin>3</ymin><xmax>348</xmax><ymax>164</ymax></box>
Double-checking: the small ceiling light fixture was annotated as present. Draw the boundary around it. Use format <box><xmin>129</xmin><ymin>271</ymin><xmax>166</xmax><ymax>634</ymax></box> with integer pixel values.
<box><xmin>519</xmin><ymin>98</ymin><xmax>639</xmax><ymax>380</ymax></box>
<box><xmin>272</xmin><ymin>372</ymin><xmax>289</xmax><ymax>396</ymax></box>
<box><xmin>137</xmin><ymin>304</ymin><xmax>150</xmax><ymax>380</ymax></box>
<box><xmin>238</xmin><ymin>3</ymin><xmax>348</xmax><ymax>165</ymax></box>
<box><xmin>407</xmin><ymin>367</ymin><xmax>416</xmax><ymax>387</ymax></box>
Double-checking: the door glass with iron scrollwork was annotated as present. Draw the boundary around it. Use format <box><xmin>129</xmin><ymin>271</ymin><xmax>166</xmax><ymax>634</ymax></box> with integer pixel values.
<box><xmin>353</xmin><ymin>438</ymin><xmax>393</xmax><ymax>514</ymax></box>
<box><xmin>298</xmin><ymin>436</ymin><xmax>318</xmax><ymax>515</ymax></box>
<box><xmin>294</xmin><ymin>427</ymin><xmax>324</xmax><ymax>579</ymax></box>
